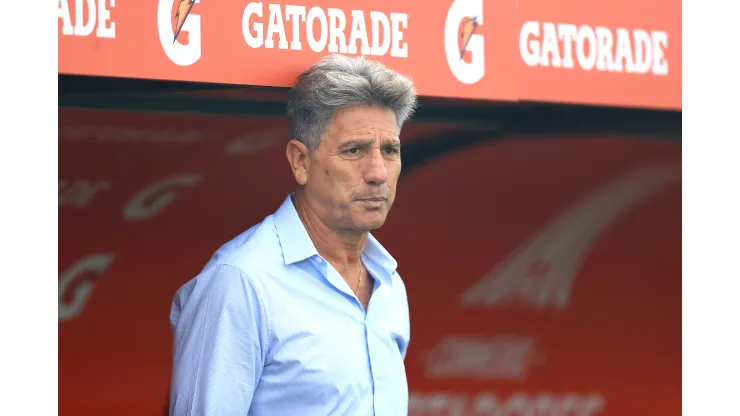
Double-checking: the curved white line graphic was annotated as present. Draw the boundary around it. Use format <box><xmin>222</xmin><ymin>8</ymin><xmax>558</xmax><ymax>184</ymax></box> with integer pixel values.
<box><xmin>460</xmin><ymin>163</ymin><xmax>681</xmax><ymax>310</ymax></box>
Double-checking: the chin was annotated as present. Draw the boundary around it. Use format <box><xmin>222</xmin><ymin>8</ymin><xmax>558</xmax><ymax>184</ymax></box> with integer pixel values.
<box><xmin>354</xmin><ymin>214</ymin><xmax>388</xmax><ymax>231</ymax></box>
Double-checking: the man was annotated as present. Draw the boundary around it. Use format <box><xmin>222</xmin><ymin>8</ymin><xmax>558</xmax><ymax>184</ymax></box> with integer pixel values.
<box><xmin>168</xmin><ymin>54</ymin><xmax>418</xmax><ymax>415</ymax></box>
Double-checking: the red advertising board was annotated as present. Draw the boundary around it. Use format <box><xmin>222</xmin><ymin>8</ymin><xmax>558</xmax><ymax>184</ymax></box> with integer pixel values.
<box><xmin>515</xmin><ymin>0</ymin><xmax>681</xmax><ymax>109</ymax></box>
<box><xmin>59</xmin><ymin>108</ymin><xmax>680</xmax><ymax>415</ymax></box>
<box><xmin>57</xmin><ymin>0</ymin><xmax>680</xmax><ymax>110</ymax></box>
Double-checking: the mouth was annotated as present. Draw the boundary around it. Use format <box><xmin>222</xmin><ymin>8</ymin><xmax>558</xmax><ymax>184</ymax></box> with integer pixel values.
<box><xmin>358</xmin><ymin>197</ymin><xmax>387</xmax><ymax>202</ymax></box>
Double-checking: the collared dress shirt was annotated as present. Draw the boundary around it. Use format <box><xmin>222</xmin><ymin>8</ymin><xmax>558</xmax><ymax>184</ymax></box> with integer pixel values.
<box><xmin>169</xmin><ymin>194</ymin><xmax>410</xmax><ymax>415</ymax></box>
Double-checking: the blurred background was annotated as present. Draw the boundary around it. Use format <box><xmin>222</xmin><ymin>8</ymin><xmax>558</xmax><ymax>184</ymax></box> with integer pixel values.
<box><xmin>58</xmin><ymin>0</ymin><xmax>681</xmax><ymax>414</ymax></box>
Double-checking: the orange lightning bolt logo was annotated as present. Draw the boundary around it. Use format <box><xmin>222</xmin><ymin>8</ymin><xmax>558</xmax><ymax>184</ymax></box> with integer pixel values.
<box><xmin>173</xmin><ymin>0</ymin><xmax>196</xmax><ymax>44</ymax></box>
<box><xmin>458</xmin><ymin>16</ymin><xmax>479</xmax><ymax>60</ymax></box>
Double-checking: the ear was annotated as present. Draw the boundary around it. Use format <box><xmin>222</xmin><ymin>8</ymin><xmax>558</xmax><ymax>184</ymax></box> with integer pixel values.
<box><xmin>286</xmin><ymin>139</ymin><xmax>311</xmax><ymax>186</ymax></box>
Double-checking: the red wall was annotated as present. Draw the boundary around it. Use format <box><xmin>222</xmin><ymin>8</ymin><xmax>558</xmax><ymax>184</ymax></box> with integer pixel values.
<box><xmin>59</xmin><ymin>108</ymin><xmax>680</xmax><ymax>415</ymax></box>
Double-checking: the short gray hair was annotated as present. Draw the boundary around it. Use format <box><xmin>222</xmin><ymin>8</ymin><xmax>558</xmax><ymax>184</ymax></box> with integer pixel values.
<box><xmin>287</xmin><ymin>54</ymin><xmax>418</xmax><ymax>150</ymax></box>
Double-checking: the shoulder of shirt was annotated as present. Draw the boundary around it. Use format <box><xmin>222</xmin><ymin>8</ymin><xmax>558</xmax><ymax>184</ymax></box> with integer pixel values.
<box><xmin>200</xmin><ymin>213</ymin><xmax>285</xmax><ymax>282</ymax></box>
<box><xmin>390</xmin><ymin>270</ymin><xmax>408</xmax><ymax>298</ymax></box>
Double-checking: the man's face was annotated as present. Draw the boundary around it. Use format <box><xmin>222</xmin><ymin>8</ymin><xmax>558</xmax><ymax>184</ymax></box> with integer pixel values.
<box><xmin>305</xmin><ymin>105</ymin><xmax>401</xmax><ymax>233</ymax></box>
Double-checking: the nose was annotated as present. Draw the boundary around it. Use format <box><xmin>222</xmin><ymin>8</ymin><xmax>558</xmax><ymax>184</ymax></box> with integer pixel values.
<box><xmin>363</xmin><ymin>148</ymin><xmax>388</xmax><ymax>186</ymax></box>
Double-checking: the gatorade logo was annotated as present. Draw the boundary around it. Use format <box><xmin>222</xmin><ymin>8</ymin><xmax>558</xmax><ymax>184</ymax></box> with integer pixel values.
<box><xmin>444</xmin><ymin>0</ymin><xmax>484</xmax><ymax>84</ymax></box>
<box><xmin>158</xmin><ymin>0</ymin><xmax>202</xmax><ymax>66</ymax></box>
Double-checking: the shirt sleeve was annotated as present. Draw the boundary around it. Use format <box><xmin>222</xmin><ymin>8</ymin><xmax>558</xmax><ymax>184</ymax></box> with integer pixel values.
<box><xmin>169</xmin><ymin>263</ymin><xmax>269</xmax><ymax>416</ymax></box>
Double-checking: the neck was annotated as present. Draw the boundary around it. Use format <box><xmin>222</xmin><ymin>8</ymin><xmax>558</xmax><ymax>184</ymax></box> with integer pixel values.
<box><xmin>293</xmin><ymin>189</ymin><xmax>367</xmax><ymax>268</ymax></box>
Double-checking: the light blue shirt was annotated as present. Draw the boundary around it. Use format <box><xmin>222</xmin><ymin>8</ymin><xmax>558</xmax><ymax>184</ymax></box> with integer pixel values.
<box><xmin>169</xmin><ymin>194</ymin><xmax>411</xmax><ymax>415</ymax></box>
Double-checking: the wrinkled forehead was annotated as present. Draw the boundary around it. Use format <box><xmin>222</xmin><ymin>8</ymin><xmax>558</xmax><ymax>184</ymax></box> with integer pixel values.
<box><xmin>341</xmin><ymin>124</ymin><xmax>400</xmax><ymax>142</ymax></box>
<box><xmin>326</xmin><ymin>105</ymin><xmax>400</xmax><ymax>140</ymax></box>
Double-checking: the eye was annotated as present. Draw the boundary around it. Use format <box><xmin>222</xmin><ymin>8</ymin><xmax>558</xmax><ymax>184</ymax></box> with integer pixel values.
<box><xmin>346</xmin><ymin>147</ymin><xmax>361</xmax><ymax>154</ymax></box>
<box><xmin>383</xmin><ymin>146</ymin><xmax>400</xmax><ymax>155</ymax></box>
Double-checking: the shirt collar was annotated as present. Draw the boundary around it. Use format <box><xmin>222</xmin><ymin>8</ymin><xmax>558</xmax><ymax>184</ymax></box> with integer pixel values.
<box><xmin>273</xmin><ymin>194</ymin><xmax>318</xmax><ymax>265</ymax></box>
<box><xmin>273</xmin><ymin>194</ymin><xmax>398</xmax><ymax>282</ymax></box>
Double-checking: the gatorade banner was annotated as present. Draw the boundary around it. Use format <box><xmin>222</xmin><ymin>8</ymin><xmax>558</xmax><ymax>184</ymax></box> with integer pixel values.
<box><xmin>59</xmin><ymin>108</ymin><xmax>680</xmax><ymax>415</ymax></box>
<box><xmin>515</xmin><ymin>0</ymin><xmax>681</xmax><ymax>109</ymax></box>
<box><xmin>57</xmin><ymin>0</ymin><xmax>680</xmax><ymax>109</ymax></box>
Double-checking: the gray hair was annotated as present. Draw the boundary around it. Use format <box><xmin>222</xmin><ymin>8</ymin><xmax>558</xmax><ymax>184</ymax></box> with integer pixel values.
<box><xmin>287</xmin><ymin>54</ymin><xmax>418</xmax><ymax>150</ymax></box>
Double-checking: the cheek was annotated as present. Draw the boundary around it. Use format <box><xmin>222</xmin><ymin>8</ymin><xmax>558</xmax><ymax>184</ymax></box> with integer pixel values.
<box><xmin>322</xmin><ymin>166</ymin><xmax>353</xmax><ymax>191</ymax></box>
<box><xmin>387</xmin><ymin>168</ymin><xmax>401</xmax><ymax>196</ymax></box>
<box><xmin>307</xmin><ymin>164</ymin><xmax>335</xmax><ymax>194</ymax></box>
<box><xmin>388</xmin><ymin>161</ymin><xmax>402</xmax><ymax>183</ymax></box>
<box><xmin>321</xmin><ymin>166</ymin><xmax>338</xmax><ymax>184</ymax></box>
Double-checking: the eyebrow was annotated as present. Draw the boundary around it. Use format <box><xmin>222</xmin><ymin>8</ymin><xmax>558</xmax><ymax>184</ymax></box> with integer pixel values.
<box><xmin>339</xmin><ymin>136</ymin><xmax>402</xmax><ymax>150</ymax></box>
<box><xmin>339</xmin><ymin>138</ymin><xmax>374</xmax><ymax>150</ymax></box>
<box><xmin>339</xmin><ymin>139</ymin><xmax>401</xmax><ymax>149</ymax></box>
